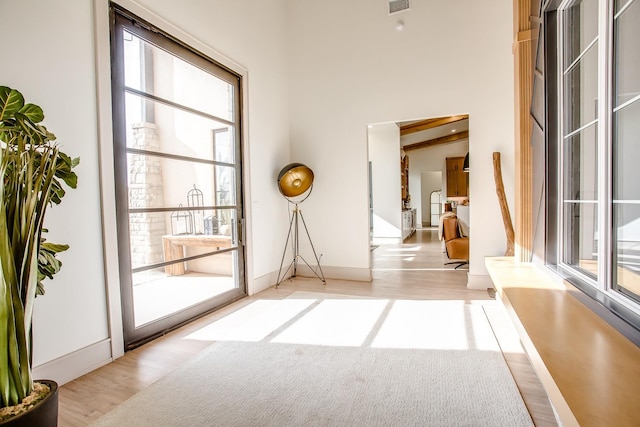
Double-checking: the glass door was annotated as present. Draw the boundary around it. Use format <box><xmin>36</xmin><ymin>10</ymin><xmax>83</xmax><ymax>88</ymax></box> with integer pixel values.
<box><xmin>110</xmin><ymin>7</ymin><xmax>246</xmax><ymax>348</ymax></box>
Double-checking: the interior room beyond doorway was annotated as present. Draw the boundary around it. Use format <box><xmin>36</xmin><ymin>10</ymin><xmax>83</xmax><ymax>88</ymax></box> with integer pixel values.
<box><xmin>367</xmin><ymin>115</ymin><xmax>470</xmax><ymax>271</ymax></box>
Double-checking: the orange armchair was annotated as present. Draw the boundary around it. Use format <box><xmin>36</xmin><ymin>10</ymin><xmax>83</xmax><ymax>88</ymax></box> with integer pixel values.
<box><xmin>442</xmin><ymin>216</ymin><xmax>469</xmax><ymax>269</ymax></box>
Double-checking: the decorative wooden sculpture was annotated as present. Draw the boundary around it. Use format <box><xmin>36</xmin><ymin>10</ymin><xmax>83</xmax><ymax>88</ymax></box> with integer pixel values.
<box><xmin>493</xmin><ymin>152</ymin><xmax>515</xmax><ymax>256</ymax></box>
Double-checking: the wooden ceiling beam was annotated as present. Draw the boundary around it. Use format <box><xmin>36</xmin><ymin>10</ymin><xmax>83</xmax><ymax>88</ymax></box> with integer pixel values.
<box><xmin>403</xmin><ymin>130</ymin><xmax>469</xmax><ymax>152</ymax></box>
<box><xmin>399</xmin><ymin>115</ymin><xmax>468</xmax><ymax>136</ymax></box>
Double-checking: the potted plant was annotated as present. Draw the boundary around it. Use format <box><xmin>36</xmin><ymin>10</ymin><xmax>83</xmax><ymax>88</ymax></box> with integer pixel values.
<box><xmin>0</xmin><ymin>86</ymin><xmax>79</xmax><ymax>425</ymax></box>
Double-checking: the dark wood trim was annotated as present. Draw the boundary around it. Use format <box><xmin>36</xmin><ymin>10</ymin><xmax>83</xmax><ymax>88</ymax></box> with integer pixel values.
<box><xmin>399</xmin><ymin>115</ymin><xmax>468</xmax><ymax>136</ymax></box>
<box><xmin>403</xmin><ymin>130</ymin><xmax>469</xmax><ymax>151</ymax></box>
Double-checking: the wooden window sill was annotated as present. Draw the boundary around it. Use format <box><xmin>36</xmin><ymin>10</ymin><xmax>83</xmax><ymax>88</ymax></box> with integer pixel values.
<box><xmin>485</xmin><ymin>257</ymin><xmax>640</xmax><ymax>427</ymax></box>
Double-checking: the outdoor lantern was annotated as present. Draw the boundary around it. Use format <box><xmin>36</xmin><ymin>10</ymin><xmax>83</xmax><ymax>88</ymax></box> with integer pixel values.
<box><xmin>171</xmin><ymin>204</ymin><xmax>194</xmax><ymax>235</ymax></box>
<box><xmin>187</xmin><ymin>184</ymin><xmax>205</xmax><ymax>234</ymax></box>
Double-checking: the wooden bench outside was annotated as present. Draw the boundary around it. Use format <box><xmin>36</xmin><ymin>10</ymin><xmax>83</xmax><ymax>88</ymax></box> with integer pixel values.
<box><xmin>162</xmin><ymin>234</ymin><xmax>233</xmax><ymax>276</ymax></box>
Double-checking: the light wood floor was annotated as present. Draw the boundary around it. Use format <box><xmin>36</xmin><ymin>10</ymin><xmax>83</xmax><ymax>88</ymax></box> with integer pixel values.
<box><xmin>58</xmin><ymin>229</ymin><xmax>557</xmax><ymax>426</ymax></box>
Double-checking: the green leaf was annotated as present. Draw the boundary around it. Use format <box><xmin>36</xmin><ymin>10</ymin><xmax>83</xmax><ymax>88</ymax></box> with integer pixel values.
<box><xmin>36</xmin><ymin>281</ymin><xmax>45</xmax><ymax>297</ymax></box>
<box><xmin>18</xmin><ymin>103</ymin><xmax>44</xmax><ymax>123</ymax></box>
<box><xmin>40</xmin><ymin>242</ymin><xmax>69</xmax><ymax>253</ymax></box>
<box><xmin>13</xmin><ymin>112</ymin><xmax>51</xmax><ymax>145</ymax></box>
<box><xmin>0</xmin><ymin>87</ymin><xmax>24</xmax><ymax>121</ymax></box>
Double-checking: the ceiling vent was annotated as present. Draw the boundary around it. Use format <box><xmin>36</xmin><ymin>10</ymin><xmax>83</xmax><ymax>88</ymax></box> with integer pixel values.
<box><xmin>389</xmin><ymin>0</ymin><xmax>410</xmax><ymax>15</ymax></box>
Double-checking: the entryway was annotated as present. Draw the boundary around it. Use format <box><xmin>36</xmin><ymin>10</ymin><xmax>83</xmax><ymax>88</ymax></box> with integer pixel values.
<box><xmin>366</xmin><ymin>115</ymin><xmax>470</xmax><ymax>273</ymax></box>
<box><xmin>110</xmin><ymin>6</ymin><xmax>246</xmax><ymax>349</ymax></box>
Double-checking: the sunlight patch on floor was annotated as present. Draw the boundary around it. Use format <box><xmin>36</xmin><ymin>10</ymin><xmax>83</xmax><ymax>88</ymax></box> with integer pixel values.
<box><xmin>185</xmin><ymin>298</ymin><xmax>315</xmax><ymax>342</ymax></box>
<box><xmin>387</xmin><ymin>246</ymin><xmax>422</xmax><ymax>252</ymax></box>
<box><xmin>271</xmin><ymin>298</ymin><xmax>389</xmax><ymax>346</ymax></box>
<box><xmin>185</xmin><ymin>293</ymin><xmax>497</xmax><ymax>352</ymax></box>
<box><xmin>372</xmin><ymin>300</ymin><xmax>471</xmax><ymax>350</ymax></box>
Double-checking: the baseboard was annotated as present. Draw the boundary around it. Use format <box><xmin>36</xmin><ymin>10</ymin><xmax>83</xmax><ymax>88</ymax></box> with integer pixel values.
<box><xmin>249</xmin><ymin>271</ymin><xmax>280</xmax><ymax>295</ymax></box>
<box><xmin>33</xmin><ymin>339</ymin><xmax>113</xmax><ymax>386</ymax></box>
<box><xmin>466</xmin><ymin>273</ymin><xmax>493</xmax><ymax>290</ymax></box>
<box><xmin>253</xmin><ymin>265</ymin><xmax>371</xmax><ymax>292</ymax></box>
<box><xmin>294</xmin><ymin>264</ymin><xmax>371</xmax><ymax>282</ymax></box>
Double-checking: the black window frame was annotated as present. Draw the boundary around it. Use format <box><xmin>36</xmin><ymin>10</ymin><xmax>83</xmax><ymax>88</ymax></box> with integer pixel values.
<box><xmin>538</xmin><ymin>0</ymin><xmax>640</xmax><ymax>345</ymax></box>
<box><xmin>109</xmin><ymin>3</ymin><xmax>247</xmax><ymax>349</ymax></box>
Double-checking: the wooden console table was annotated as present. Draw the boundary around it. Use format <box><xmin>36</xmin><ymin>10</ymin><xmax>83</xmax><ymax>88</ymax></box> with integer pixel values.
<box><xmin>162</xmin><ymin>234</ymin><xmax>232</xmax><ymax>276</ymax></box>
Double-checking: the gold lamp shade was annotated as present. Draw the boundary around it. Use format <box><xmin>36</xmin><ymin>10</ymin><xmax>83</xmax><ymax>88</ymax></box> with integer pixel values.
<box><xmin>277</xmin><ymin>163</ymin><xmax>314</xmax><ymax>198</ymax></box>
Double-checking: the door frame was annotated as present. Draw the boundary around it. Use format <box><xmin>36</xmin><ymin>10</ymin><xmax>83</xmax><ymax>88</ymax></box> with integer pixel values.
<box><xmin>93</xmin><ymin>0</ymin><xmax>253</xmax><ymax>359</ymax></box>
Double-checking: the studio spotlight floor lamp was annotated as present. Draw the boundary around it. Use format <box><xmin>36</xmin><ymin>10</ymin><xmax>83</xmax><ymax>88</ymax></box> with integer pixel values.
<box><xmin>275</xmin><ymin>163</ymin><xmax>326</xmax><ymax>287</ymax></box>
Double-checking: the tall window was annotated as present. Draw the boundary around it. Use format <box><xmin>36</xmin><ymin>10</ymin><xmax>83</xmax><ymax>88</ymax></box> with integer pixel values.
<box><xmin>560</xmin><ymin>0</ymin><xmax>600</xmax><ymax>281</ymax></box>
<box><xmin>611</xmin><ymin>0</ymin><xmax>640</xmax><ymax>302</ymax></box>
<box><xmin>550</xmin><ymin>0</ymin><xmax>640</xmax><ymax>323</ymax></box>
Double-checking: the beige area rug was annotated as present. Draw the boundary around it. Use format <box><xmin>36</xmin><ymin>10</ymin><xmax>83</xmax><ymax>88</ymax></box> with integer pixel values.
<box><xmin>91</xmin><ymin>292</ymin><xmax>533</xmax><ymax>426</ymax></box>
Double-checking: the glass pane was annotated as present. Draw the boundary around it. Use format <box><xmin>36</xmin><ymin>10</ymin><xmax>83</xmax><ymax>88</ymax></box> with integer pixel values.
<box><xmin>562</xmin><ymin>124</ymin><xmax>598</xmax><ymax>279</ymax></box>
<box><xmin>128</xmin><ymin>210</ymin><xmax>238</xmax><ymax>271</ymax></box>
<box><xmin>128</xmin><ymin>211</ymin><xmax>172</xmax><ymax>270</ymax></box>
<box><xmin>563</xmin><ymin>42</ymin><xmax>599</xmax><ymax>134</ymax></box>
<box><xmin>563</xmin><ymin>123</ymin><xmax>598</xmax><ymax>201</ymax></box>
<box><xmin>126</xmin><ymin>153</ymin><xmax>237</xmax><ymax>210</ymax></box>
<box><xmin>563</xmin><ymin>0</ymin><xmax>599</xmax><ymax>67</ymax></box>
<box><xmin>125</xmin><ymin>93</ymin><xmax>236</xmax><ymax>161</ymax></box>
<box><xmin>613</xmin><ymin>202</ymin><xmax>640</xmax><ymax>301</ymax></box>
<box><xmin>613</xmin><ymin>100</ymin><xmax>640</xmax><ymax>201</ymax></box>
<box><xmin>616</xmin><ymin>0</ymin><xmax>634</xmax><ymax>14</ymax></box>
<box><xmin>123</xmin><ymin>30</ymin><xmax>234</xmax><ymax>122</ymax></box>
<box><xmin>213</xmin><ymin>128</ymin><xmax>236</xmax><ymax>164</ymax></box>
<box><xmin>563</xmin><ymin>201</ymin><xmax>599</xmax><ymax>279</ymax></box>
<box><xmin>132</xmin><ymin>251</ymin><xmax>238</xmax><ymax>327</ymax></box>
<box><xmin>614</xmin><ymin>0</ymin><xmax>640</xmax><ymax>107</ymax></box>
<box><xmin>613</xmin><ymin>97</ymin><xmax>640</xmax><ymax>301</ymax></box>
<box><xmin>207</xmin><ymin>207</ymin><xmax>237</xmax><ymax>237</ymax></box>
<box><xmin>167</xmin><ymin>208</ymin><xmax>237</xmax><ymax>242</ymax></box>
<box><xmin>216</xmin><ymin>165</ymin><xmax>237</xmax><ymax>206</ymax></box>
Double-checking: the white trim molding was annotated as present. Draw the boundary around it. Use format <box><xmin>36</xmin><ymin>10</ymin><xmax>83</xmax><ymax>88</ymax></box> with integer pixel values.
<box><xmin>33</xmin><ymin>339</ymin><xmax>113</xmax><ymax>386</ymax></box>
<box><xmin>466</xmin><ymin>272</ymin><xmax>494</xmax><ymax>290</ymax></box>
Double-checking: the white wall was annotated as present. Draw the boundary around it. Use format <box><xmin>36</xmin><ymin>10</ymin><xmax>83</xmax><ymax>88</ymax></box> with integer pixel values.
<box><xmin>408</xmin><ymin>170</ymin><xmax>421</xmax><ymax>220</ymax></box>
<box><xmin>1</xmin><ymin>0</ymin><xmax>291</xmax><ymax>383</ymax></box>
<box><xmin>368</xmin><ymin>124</ymin><xmax>402</xmax><ymax>238</ymax></box>
<box><xmin>2</xmin><ymin>0</ymin><xmax>110</xmax><ymax>368</ymax></box>
<box><xmin>288</xmin><ymin>0</ymin><xmax>514</xmax><ymax>283</ymax></box>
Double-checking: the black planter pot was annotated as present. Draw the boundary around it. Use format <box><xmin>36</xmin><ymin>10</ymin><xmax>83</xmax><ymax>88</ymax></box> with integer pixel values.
<box><xmin>0</xmin><ymin>380</ymin><xmax>58</xmax><ymax>427</ymax></box>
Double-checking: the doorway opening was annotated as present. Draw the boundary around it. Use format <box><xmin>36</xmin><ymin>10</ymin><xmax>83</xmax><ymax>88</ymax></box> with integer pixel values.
<box><xmin>367</xmin><ymin>115</ymin><xmax>470</xmax><ymax>271</ymax></box>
